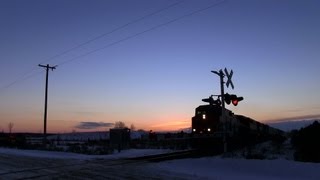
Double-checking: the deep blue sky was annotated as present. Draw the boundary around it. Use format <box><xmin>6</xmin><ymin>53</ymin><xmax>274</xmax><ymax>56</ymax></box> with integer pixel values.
<box><xmin>0</xmin><ymin>0</ymin><xmax>319</xmax><ymax>132</ymax></box>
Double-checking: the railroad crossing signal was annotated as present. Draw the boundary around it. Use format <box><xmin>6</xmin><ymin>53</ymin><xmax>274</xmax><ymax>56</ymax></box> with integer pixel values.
<box><xmin>211</xmin><ymin>68</ymin><xmax>236</xmax><ymax>109</ymax></box>
<box><xmin>224</xmin><ymin>68</ymin><xmax>234</xmax><ymax>89</ymax></box>
<box><xmin>211</xmin><ymin>67</ymin><xmax>242</xmax><ymax>153</ymax></box>
<box><xmin>224</xmin><ymin>93</ymin><xmax>243</xmax><ymax>106</ymax></box>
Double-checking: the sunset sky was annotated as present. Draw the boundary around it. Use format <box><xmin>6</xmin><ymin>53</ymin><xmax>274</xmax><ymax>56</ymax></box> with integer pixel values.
<box><xmin>0</xmin><ymin>0</ymin><xmax>319</xmax><ymax>133</ymax></box>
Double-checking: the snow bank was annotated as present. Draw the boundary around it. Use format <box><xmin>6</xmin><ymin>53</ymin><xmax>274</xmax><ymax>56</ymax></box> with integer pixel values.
<box><xmin>155</xmin><ymin>157</ymin><xmax>320</xmax><ymax>180</ymax></box>
<box><xmin>2</xmin><ymin>146</ymin><xmax>319</xmax><ymax>180</ymax></box>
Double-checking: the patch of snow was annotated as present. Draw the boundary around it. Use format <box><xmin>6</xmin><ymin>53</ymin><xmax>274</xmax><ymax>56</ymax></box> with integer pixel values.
<box><xmin>154</xmin><ymin>157</ymin><xmax>320</xmax><ymax>180</ymax></box>
<box><xmin>1</xmin><ymin>147</ymin><xmax>319</xmax><ymax>179</ymax></box>
<box><xmin>229</xmin><ymin>140</ymin><xmax>295</xmax><ymax>160</ymax></box>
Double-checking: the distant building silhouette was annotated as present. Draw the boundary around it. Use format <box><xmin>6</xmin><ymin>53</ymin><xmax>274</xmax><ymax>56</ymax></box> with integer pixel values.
<box><xmin>110</xmin><ymin>128</ymin><xmax>131</xmax><ymax>152</ymax></box>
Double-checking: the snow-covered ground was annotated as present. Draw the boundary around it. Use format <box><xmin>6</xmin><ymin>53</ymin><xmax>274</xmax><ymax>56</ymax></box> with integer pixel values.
<box><xmin>1</xmin><ymin>147</ymin><xmax>319</xmax><ymax>179</ymax></box>
<box><xmin>153</xmin><ymin>157</ymin><xmax>320</xmax><ymax>180</ymax></box>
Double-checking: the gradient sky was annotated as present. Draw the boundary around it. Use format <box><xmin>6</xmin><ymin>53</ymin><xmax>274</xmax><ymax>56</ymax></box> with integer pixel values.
<box><xmin>0</xmin><ymin>0</ymin><xmax>319</xmax><ymax>133</ymax></box>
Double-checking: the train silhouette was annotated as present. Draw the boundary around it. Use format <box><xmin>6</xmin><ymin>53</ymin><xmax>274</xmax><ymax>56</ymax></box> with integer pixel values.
<box><xmin>192</xmin><ymin>95</ymin><xmax>283</xmax><ymax>144</ymax></box>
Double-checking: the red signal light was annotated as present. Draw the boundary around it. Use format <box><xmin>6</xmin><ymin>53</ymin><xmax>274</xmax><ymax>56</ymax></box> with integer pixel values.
<box><xmin>224</xmin><ymin>93</ymin><xmax>243</xmax><ymax>106</ymax></box>
<box><xmin>232</xmin><ymin>99</ymin><xmax>238</xmax><ymax>106</ymax></box>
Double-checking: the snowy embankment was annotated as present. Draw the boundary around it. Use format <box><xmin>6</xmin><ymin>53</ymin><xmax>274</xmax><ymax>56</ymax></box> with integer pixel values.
<box><xmin>1</xmin><ymin>145</ymin><xmax>319</xmax><ymax>179</ymax></box>
<box><xmin>151</xmin><ymin>140</ymin><xmax>320</xmax><ymax>180</ymax></box>
<box><xmin>153</xmin><ymin>157</ymin><xmax>320</xmax><ymax>180</ymax></box>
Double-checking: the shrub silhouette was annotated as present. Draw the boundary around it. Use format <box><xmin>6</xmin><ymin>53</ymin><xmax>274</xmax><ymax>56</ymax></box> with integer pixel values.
<box><xmin>291</xmin><ymin>121</ymin><xmax>320</xmax><ymax>162</ymax></box>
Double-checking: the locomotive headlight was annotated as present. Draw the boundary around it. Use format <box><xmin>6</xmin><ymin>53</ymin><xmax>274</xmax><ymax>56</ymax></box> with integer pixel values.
<box><xmin>193</xmin><ymin>128</ymin><xmax>196</xmax><ymax>132</ymax></box>
<box><xmin>202</xmin><ymin>114</ymin><xmax>206</xmax><ymax>119</ymax></box>
<box><xmin>208</xmin><ymin>128</ymin><xmax>211</xmax><ymax>132</ymax></box>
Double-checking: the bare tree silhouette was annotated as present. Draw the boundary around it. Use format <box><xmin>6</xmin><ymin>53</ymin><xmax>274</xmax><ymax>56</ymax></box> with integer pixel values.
<box><xmin>114</xmin><ymin>121</ymin><xmax>126</xmax><ymax>129</ymax></box>
<box><xmin>130</xmin><ymin>124</ymin><xmax>136</xmax><ymax>131</ymax></box>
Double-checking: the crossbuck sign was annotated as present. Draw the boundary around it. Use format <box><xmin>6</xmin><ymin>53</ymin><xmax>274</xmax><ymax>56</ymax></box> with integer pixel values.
<box><xmin>224</xmin><ymin>68</ymin><xmax>234</xmax><ymax>89</ymax></box>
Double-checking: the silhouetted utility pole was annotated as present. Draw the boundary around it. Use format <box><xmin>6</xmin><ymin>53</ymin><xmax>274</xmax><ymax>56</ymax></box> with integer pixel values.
<box><xmin>39</xmin><ymin>64</ymin><xmax>56</xmax><ymax>145</ymax></box>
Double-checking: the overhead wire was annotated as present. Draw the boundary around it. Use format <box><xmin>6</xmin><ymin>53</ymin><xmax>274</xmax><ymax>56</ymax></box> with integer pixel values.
<box><xmin>57</xmin><ymin>0</ymin><xmax>226</xmax><ymax>67</ymax></box>
<box><xmin>38</xmin><ymin>0</ymin><xmax>186</xmax><ymax>65</ymax></box>
<box><xmin>0</xmin><ymin>0</ymin><xmax>226</xmax><ymax>93</ymax></box>
<box><xmin>0</xmin><ymin>70</ymin><xmax>44</xmax><ymax>94</ymax></box>
<box><xmin>0</xmin><ymin>0</ymin><xmax>186</xmax><ymax>93</ymax></box>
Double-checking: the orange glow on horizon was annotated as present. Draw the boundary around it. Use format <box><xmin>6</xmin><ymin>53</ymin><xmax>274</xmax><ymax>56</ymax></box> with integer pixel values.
<box><xmin>148</xmin><ymin>119</ymin><xmax>190</xmax><ymax>132</ymax></box>
<box><xmin>6</xmin><ymin>112</ymin><xmax>320</xmax><ymax>133</ymax></box>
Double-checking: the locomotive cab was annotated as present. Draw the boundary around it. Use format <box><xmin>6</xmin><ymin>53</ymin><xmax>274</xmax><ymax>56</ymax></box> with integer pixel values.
<box><xmin>192</xmin><ymin>105</ymin><xmax>222</xmax><ymax>134</ymax></box>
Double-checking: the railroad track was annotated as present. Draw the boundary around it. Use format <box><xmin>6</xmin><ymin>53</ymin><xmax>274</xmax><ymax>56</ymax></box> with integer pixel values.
<box><xmin>0</xmin><ymin>160</ymin><xmax>90</xmax><ymax>179</ymax></box>
<box><xmin>125</xmin><ymin>149</ymin><xmax>200</xmax><ymax>162</ymax></box>
<box><xmin>0</xmin><ymin>150</ymin><xmax>206</xmax><ymax>179</ymax></box>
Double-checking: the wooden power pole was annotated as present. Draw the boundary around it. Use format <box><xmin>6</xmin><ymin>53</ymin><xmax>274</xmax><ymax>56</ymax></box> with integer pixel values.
<box><xmin>39</xmin><ymin>64</ymin><xmax>56</xmax><ymax>145</ymax></box>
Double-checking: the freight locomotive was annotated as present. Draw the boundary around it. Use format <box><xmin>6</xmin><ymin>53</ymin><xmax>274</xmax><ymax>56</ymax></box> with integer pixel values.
<box><xmin>191</xmin><ymin>95</ymin><xmax>283</xmax><ymax>143</ymax></box>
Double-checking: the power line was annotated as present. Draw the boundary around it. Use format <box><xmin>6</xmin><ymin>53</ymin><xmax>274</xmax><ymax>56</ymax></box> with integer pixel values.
<box><xmin>0</xmin><ymin>0</ymin><xmax>225</xmax><ymax>93</ymax></box>
<box><xmin>57</xmin><ymin>0</ymin><xmax>226</xmax><ymax>67</ymax></box>
<box><xmin>0</xmin><ymin>70</ymin><xmax>43</xmax><ymax>94</ymax></box>
<box><xmin>0</xmin><ymin>0</ymin><xmax>186</xmax><ymax>93</ymax></box>
<box><xmin>38</xmin><ymin>0</ymin><xmax>186</xmax><ymax>65</ymax></box>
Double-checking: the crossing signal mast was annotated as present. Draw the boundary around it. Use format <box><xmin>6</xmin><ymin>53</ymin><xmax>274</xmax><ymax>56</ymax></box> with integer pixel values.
<box><xmin>211</xmin><ymin>68</ymin><xmax>244</xmax><ymax>153</ymax></box>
